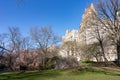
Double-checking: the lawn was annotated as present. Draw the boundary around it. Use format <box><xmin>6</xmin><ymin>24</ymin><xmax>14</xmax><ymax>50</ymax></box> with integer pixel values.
<box><xmin>0</xmin><ymin>67</ymin><xmax>120</xmax><ymax>80</ymax></box>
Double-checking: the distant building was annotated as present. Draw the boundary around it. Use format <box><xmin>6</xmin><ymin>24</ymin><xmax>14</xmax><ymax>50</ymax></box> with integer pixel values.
<box><xmin>60</xmin><ymin>3</ymin><xmax>117</xmax><ymax>61</ymax></box>
<box><xmin>60</xmin><ymin>29</ymin><xmax>80</xmax><ymax>61</ymax></box>
<box><xmin>79</xmin><ymin>3</ymin><xmax>117</xmax><ymax>61</ymax></box>
<box><xmin>62</xmin><ymin>29</ymin><xmax>79</xmax><ymax>43</ymax></box>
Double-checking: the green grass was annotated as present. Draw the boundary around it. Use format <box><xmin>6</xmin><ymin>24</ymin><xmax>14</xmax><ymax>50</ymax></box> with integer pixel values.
<box><xmin>80</xmin><ymin>60</ymin><xmax>106</xmax><ymax>67</ymax></box>
<box><xmin>0</xmin><ymin>68</ymin><xmax>120</xmax><ymax>80</ymax></box>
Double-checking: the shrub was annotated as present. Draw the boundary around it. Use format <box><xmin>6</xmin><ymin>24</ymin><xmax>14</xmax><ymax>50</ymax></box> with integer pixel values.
<box><xmin>45</xmin><ymin>56</ymin><xmax>60</xmax><ymax>69</ymax></box>
<box><xmin>20</xmin><ymin>65</ymin><xmax>27</xmax><ymax>72</ymax></box>
<box><xmin>55</xmin><ymin>57</ymin><xmax>80</xmax><ymax>69</ymax></box>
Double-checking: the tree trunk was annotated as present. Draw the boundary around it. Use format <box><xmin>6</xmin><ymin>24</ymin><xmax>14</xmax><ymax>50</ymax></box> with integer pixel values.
<box><xmin>8</xmin><ymin>55</ymin><xmax>14</xmax><ymax>71</ymax></box>
<box><xmin>116</xmin><ymin>43</ymin><xmax>120</xmax><ymax>66</ymax></box>
<box><xmin>99</xmin><ymin>40</ymin><xmax>108</xmax><ymax>62</ymax></box>
<box><xmin>95</xmin><ymin>56</ymin><xmax>99</xmax><ymax>62</ymax></box>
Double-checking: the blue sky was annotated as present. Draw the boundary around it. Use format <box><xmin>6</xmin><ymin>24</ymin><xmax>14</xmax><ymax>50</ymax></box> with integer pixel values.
<box><xmin>0</xmin><ymin>0</ymin><xmax>93</xmax><ymax>36</ymax></box>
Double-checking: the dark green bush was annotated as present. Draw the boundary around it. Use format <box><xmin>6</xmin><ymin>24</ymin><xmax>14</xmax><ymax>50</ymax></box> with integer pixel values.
<box><xmin>0</xmin><ymin>64</ymin><xmax>6</xmax><ymax>69</ymax></box>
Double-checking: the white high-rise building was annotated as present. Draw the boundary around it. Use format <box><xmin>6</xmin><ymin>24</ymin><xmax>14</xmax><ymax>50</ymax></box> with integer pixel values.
<box><xmin>62</xmin><ymin>29</ymin><xmax>79</xmax><ymax>43</ymax></box>
<box><xmin>60</xmin><ymin>3</ymin><xmax>117</xmax><ymax>61</ymax></box>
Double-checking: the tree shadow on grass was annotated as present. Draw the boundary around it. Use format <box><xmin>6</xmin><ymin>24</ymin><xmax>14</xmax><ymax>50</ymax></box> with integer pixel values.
<box><xmin>76</xmin><ymin>67</ymin><xmax>120</xmax><ymax>77</ymax></box>
<box><xmin>0</xmin><ymin>70</ymin><xmax>62</xmax><ymax>80</ymax></box>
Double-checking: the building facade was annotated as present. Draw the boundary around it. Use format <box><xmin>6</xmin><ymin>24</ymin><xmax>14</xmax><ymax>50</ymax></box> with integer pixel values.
<box><xmin>62</xmin><ymin>29</ymin><xmax>79</xmax><ymax>43</ymax></box>
<box><xmin>60</xmin><ymin>3</ymin><xmax>117</xmax><ymax>61</ymax></box>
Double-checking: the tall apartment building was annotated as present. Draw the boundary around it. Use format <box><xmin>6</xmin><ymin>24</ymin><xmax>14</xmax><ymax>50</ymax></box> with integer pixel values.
<box><xmin>61</xmin><ymin>3</ymin><xmax>117</xmax><ymax>61</ymax></box>
<box><xmin>62</xmin><ymin>29</ymin><xmax>79</xmax><ymax>43</ymax></box>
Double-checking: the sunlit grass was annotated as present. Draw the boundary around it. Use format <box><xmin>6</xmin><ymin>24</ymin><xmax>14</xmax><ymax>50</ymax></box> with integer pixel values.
<box><xmin>0</xmin><ymin>68</ymin><xmax>120</xmax><ymax>80</ymax></box>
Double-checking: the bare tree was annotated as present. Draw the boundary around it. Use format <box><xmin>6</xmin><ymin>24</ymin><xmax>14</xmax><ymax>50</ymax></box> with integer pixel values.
<box><xmin>0</xmin><ymin>34</ymin><xmax>9</xmax><ymax>70</ymax></box>
<box><xmin>0</xmin><ymin>34</ymin><xmax>8</xmax><ymax>56</ymax></box>
<box><xmin>21</xmin><ymin>36</ymin><xmax>33</xmax><ymax>51</ymax></box>
<box><xmin>7</xmin><ymin>27</ymin><xmax>23</xmax><ymax>71</ymax></box>
<box><xmin>88</xmin><ymin>24</ymin><xmax>109</xmax><ymax>62</ymax></box>
<box><xmin>80</xmin><ymin>42</ymin><xmax>101</xmax><ymax>61</ymax></box>
<box><xmin>62</xmin><ymin>40</ymin><xmax>80</xmax><ymax>57</ymax></box>
<box><xmin>30</xmin><ymin>26</ymin><xmax>60</xmax><ymax>68</ymax></box>
<box><xmin>94</xmin><ymin>0</ymin><xmax>120</xmax><ymax>65</ymax></box>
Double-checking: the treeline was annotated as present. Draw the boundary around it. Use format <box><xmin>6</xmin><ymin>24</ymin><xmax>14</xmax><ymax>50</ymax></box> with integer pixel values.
<box><xmin>0</xmin><ymin>26</ymin><xmax>79</xmax><ymax>71</ymax></box>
